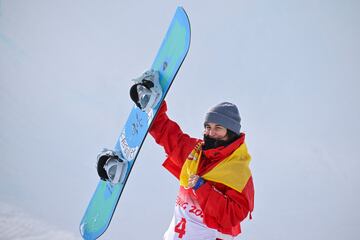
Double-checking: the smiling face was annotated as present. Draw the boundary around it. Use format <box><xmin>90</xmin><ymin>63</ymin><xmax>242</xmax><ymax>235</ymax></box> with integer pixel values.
<box><xmin>203</xmin><ymin>122</ymin><xmax>229</xmax><ymax>141</ymax></box>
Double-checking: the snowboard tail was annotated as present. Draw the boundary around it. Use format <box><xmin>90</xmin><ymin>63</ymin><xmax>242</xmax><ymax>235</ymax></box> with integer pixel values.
<box><xmin>80</xmin><ymin>7</ymin><xmax>191</xmax><ymax>240</ymax></box>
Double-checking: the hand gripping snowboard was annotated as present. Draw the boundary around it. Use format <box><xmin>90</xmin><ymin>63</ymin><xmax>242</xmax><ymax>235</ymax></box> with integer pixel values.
<box><xmin>80</xmin><ymin>7</ymin><xmax>191</xmax><ymax>240</ymax></box>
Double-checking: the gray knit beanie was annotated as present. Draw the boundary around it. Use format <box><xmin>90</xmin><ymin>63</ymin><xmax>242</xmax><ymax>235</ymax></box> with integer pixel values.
<box><xmin>204</xmin><ymin>102</ymin><xmax>241</xmax><ymax>135</ymax></box>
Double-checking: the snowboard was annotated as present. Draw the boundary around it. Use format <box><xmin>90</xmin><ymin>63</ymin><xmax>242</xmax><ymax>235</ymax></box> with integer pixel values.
<box><xmin>80</xmin><ymin>7</ymin><xmax>191</xmax><ymax>240</ymax></box>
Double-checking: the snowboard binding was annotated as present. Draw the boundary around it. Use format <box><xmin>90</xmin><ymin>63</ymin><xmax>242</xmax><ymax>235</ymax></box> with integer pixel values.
<box><xmin>97</xmin><ymin>149</ymin><xmax>128</xmax><ymax>185</ymax></box>
<box><xmin>130</xmin><ymin>70</ymin><xmax>162</xmax><ymax>112</ymax></box>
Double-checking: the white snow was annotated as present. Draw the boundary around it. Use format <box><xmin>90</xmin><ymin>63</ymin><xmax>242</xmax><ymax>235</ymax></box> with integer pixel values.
<box><xmin>0</xmin><ymin>202</ymin><xmax>78</xmax><ymax>240</ymax></box>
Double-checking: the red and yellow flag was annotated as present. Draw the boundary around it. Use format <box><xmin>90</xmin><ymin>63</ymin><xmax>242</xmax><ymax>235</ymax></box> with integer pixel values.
<box><xmin>180</xmin><ymin>143</ymin><xmax>252</xmax><ymax>193</ymax></box>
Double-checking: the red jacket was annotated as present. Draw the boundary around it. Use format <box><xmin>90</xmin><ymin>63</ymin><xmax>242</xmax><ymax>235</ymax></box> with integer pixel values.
<box><xmin>149</xmin><ymin>101</ymin><xmax>254</xmax><ymax>236</ymax></box>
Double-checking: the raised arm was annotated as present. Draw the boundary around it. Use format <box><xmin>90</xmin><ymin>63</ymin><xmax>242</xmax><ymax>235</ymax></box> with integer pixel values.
<box><xmin>149</xmin><ymin>101</ymin><xmax>199</xmax><ymax>168</ymax></box>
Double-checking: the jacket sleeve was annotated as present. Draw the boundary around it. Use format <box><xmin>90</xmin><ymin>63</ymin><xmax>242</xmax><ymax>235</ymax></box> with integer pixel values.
<box><xmin>194</xmin><ymin>177</ymin><xmax>254</xmax><ymax>229</ymax></box>
<box><xmin>149</xmin><ymin>101</ymin><xmax>199</xmax><ymax>169</ymax></box>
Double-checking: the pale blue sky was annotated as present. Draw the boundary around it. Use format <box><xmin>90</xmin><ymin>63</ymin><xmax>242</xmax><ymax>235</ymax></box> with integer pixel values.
<box><xmin>1</xmin><ymin>0</ymin><xmax>359</xmax><ymax>239</ymax></box>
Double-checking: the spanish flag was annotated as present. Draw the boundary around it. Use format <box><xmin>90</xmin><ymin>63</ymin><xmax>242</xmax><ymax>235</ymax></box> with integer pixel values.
<box><xmin>180</xmin><ymin>142</ymin><xmax>252</xmax><ymax>193</ymax></box>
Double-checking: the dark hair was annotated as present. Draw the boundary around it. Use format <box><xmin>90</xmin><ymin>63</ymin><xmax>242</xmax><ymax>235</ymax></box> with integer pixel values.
<box><xmin>227</xmin><ymin>129</ymin><xmax>240</xmax><ymax>143</ymax></box>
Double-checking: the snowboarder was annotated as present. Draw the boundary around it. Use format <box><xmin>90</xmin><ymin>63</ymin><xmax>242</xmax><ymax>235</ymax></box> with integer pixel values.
<box><xmin>131</xmin><ymin>86</ymin><xmax>254</xmax><ymax>239</ymax></box>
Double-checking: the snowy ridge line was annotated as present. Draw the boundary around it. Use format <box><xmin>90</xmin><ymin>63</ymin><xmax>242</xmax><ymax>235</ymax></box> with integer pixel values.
<box><xmin>0</xmin><ymin>201</ymin><xmax>78</xmax><ymax>240</ymax></box>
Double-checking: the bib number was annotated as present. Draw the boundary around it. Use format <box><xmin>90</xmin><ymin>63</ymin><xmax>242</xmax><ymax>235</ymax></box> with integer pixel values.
<box><xmin>174</xmin><ymin>218</ymin><xmax>187</xmax><ymax>238</ymax></box>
